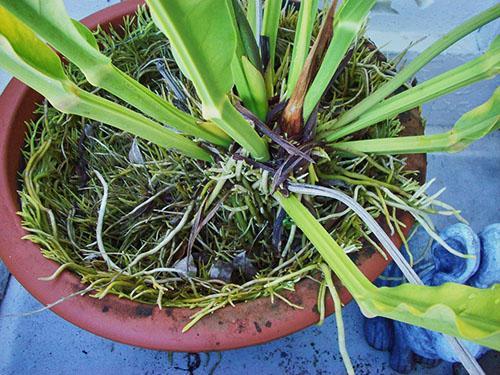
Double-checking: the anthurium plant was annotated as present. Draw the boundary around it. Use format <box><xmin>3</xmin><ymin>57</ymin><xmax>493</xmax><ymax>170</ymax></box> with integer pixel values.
<box><xmin>0</xmin><ymin>0</ymin><xmax>498</xmax><ymax>362</ymax></box>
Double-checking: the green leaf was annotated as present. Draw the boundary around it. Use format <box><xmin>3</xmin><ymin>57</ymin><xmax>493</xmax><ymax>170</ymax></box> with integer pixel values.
<box><xmin>246</xmin><ymin>0</ymin><xmax>260</xmax><ymax>37</ymax></box>
<box><xmin>262</xmin><ymin>0</ymin><xmax>282</xmax><ymax>95</ymax></box>
<box><xmin>0</xmin><ymin>7</ymin><xmax>212</xmax><ymax>161</ymax></box>
<box><xmin>0</xmin><ymin>6</ymin><xmax>66</xmax><ymax>81</ymax></box>
<box><xmin>232</xmin><ymin>56</ymin><xmax>268</xmax><ymax>120</ymax></box>
<box><xmin>322</xmin><ymin>37</ymin><xmax>500</xmax><ymax>142</ymax></box>
<box><xmin>71</xmin><ymin>90</ymin><xmax>214</xmax><ymax>162</ymax></box>
<box><xmin>303</xmin><ymin>0</ymin><xmax>376</xmax><ymax>120</ymax></box>
<box><xmin>231</xmin><ymin>0</ymin><xmax>262</xmax><ymax>69</ymax></box>
<box><xmin>229</xmin><ymin>0</ymin><xmax>268</xmax><ymax>120</ymax></box>
<box><xmin>71</xmin><ymin>19</ymin><xmax>99</xmax><ymax>51</ymax></box>
<box><xmin>280</xmin><ymin>2</ymin><xmax>337</xmax><ymax>137</ymax></box>
<box><xmin>147</xmin><ymin>0</ymin><xmax>269</xmax><ymax>161</ymax></box>
<box><xmin>275</xmin><ymin>192</ymin><xmax>500</xmax><ymax>350</ymax></box>
<box><xmin>149</xmin><ymin>0</ymin><xmax>236</xmax><ymax>103</ymax></box>
<box><xmin>332</xmin><ymin>4</ymin><xmax>500</xmax><ymax>130</ymax></box>
<box><xmin>287</xmin><ymin>0</ymin><xmax>319</xmax><ymax>97</ymax></box>
<box><xmin>262</xmin><ymin>0</ymin><xmax>281</xmax><ymax>60</ymax></box>
<box><xmin>0</xmin><ymin>0</ymin><xmax>107</xmax><ymax>68</ymax></box>
<box><xmin>241</xmin><ymin>57</ymin><xmax>267</xmax><ymax>106</ymax></box>
<box><xmin>334</xmin><ymin>87</ymin><xmax>500</xmax><ymax>154</ymax></box>
<box><xmin>0</xmin><ymin>0</ymin><xmax>230</xmax><ymax>147</ymax></box>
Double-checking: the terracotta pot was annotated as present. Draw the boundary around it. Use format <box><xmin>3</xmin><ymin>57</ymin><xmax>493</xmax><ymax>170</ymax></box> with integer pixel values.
<box><xmin>0</xmin><ymin>0</ymin><xmax>426</xmax><ymax>352</ymax></box>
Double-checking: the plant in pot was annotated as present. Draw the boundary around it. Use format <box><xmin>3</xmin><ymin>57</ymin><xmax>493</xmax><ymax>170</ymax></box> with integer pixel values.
<box><xmin>0</xmin><ymin>0</ymin><xmax>498</xmax><ymax>372</ymax></box>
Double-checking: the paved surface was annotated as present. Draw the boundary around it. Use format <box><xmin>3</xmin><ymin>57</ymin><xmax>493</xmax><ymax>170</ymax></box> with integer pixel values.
<box><xmin>0</xmin><ymin>1</ymin><xmax>498</xmax><ymax>374</ymax></box>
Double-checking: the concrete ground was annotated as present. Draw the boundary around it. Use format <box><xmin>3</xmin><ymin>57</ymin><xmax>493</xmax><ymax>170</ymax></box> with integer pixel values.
<box><xmin>0</xmin><ymin>1</ymin><xmax>498</xmax><ymax>374</ymax></box>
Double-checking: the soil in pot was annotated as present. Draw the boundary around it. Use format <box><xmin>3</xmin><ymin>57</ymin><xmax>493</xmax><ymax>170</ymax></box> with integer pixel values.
<box><xmin>18</xmin><ymin>5</ymin><xmax>431</xmax><ymax>328</ymax></box>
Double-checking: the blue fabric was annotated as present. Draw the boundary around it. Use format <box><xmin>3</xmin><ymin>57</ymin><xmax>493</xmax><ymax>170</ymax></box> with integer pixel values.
<box><xmin>363</xmin><ymin>223</ymin><xmax>499</xmax><ymax>372</ymax></box>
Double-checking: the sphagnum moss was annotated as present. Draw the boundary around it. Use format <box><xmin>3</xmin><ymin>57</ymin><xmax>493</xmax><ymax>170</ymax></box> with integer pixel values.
<box><xmin>19</xmin><ymin>5</ymin><xmax>457</xmax><ymax>325</ymax></box>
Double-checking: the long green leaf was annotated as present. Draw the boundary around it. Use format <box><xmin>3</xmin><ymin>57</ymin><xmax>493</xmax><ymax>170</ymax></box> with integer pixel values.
<box><xmin>230</xmin><ymin>0</ymin><xmax>268</xmax><ymax>120</ymax></box>
<box><xmin>0</xmin><ymin>7</ymin><xmax>212</xmax><ymax>161</ymax></box>
<box><xmin>334</xmin><ymin>87</ymin><xmax>500</xmax><ymax>154</ymax></box>
<box><xmin>303</xmin><ymin>0</ymin><xmax>376</xmax><ymax>120</ymax></box>
<box><xmin>275</xmin><ymin>193</ymin><xmax>500</xmax><ymax>350</ymax></box>
<box><xmin>231</xmin><ymin>0</ymin><xmax>262</xmax><ymax>69</ymax></box>
<box><xmin>280</xmin><ymin>2</ymin><xmax>338</xmax><ymax>136</ymax></box>
<box><xmin>262</xmin><ymin>0</ymin><xmax>281</xmax><ymax>63</ymax></box>
<box><xmin>322</xmin><ymin>37</ymin><xmax>500</xmax><ymax>142</ymax></box>
<box><xmin>71</xmin><ymin>90</ymin><xmax>213</xmax><ymax>162</ymax></box>
<box><xmin>262</xmin><ymin>0</ymin><xmax>281</xmax><ymax>95</ymax></box>
<box><xmin>286</xmin><ymin>0</ymin><xmax>319</xmax><ymax>97</ymax></box>
<box><xmin>246</xmin><ymin>0</ymin><xmax>260</xmax><ymax>38</ymax></box>
<box><xmin>0</xmin><ymin>0</ymin><xmax>230</xmax><ymax>147</ymax></box>
<box><xmin>147</xmin><ymin>0</ymin><xmax>270</xmax><ymax>161</ymax></box>
<box><xmin>332</xmin><ymin>4</ymin><xmax>500</xmax><ymax>130</ymax></box>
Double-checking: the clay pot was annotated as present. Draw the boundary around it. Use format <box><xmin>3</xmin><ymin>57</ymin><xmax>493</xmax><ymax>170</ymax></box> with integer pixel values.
<box><xmin>0</xmin><ymin>0</ymin><xmax>426</xmax><ymax>351</ymax></box>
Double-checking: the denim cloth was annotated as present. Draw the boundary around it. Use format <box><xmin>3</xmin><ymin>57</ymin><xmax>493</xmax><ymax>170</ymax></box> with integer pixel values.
<box><xmin>363</xmin><ymin>223</ymin><xmax>500</xmax><ymax>373</ymax></box>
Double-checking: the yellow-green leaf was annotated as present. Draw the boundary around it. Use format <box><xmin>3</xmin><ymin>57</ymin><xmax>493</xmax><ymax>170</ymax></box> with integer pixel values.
<box><xmin>0</xmin><ymin>6</ymin><xmax>66</xmax><ymax>80</ymax></box>
<box><xmin>0</xmin><ymin>0</ymin><xmax>231</xmax><ymax>146</ymax></box>
<box><xmin>275</xmin><ymin>192</ymin><xmax>500</xmax><ymax>350</ymax></box>
<box><xmin>334</xmin><ymin>88</ymin><xmax>499</xmax><ymax>155</ymax></box>
<box><xmin>0</xmin><ymin>9</ymin><xmax>212</xmax><ymax>161</ymax></box>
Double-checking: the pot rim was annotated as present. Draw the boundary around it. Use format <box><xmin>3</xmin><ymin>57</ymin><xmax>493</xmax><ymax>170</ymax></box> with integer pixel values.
<box><xmin>0</xmin><ymin>0</ymin><xmax>424</xmax><ymax>352</ymax></box>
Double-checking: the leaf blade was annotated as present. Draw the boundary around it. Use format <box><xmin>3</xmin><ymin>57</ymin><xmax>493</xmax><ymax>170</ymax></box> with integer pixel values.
<box><xmin>334</xmin><ymin>87</ymin><xmax>500</xmax><ymax>154</ymax></box>
<box><xmin>275</xmin><ymin>192</ymin><xmax>500</xmax><ymax>350</ymax></box>
<box><xmin>0</xmin><ymin>8</ymin><xmax>212</xmax><ymax>161</ymax></box>
<box><xmin>287</xmin><ymin>0</ymin><xmax>319</xmax><ymax>96</ymax></box>
<box><xmin>230</xmin><ymin>0</ymin><xmax>268</xmax><ymax>120</ymax></box>
<box><xmin>323</xmin><ymin>37</ymin><xmax>500</xmax><ymax>142</ymax></box>
<box><xmin>147</xmin><ymin>0</ymin><xmax>270</xmax><ymax>160</ymax></box>
<box><xmin>236</xmin><ymin>56</ymin><xmax>269</xmax><ymax>120</ymax></box>
<box><xmin>303</xmin><ymin>0</ymin><xmax>376</xmax><ymax>120</ymax></box>
<box><xmin>333</xmin><ymin>3</ymin><xmax>500</xmax><ymax>129</ymax></box>
<box><xmin>262</xmin><ymin>0</ymin><xmax>282</xmax><ymax>95</ymax></box>
<box><xmin>0</xmin><ymin>0</ymin><xmax>230</xmax><ymax>146</ymax></box>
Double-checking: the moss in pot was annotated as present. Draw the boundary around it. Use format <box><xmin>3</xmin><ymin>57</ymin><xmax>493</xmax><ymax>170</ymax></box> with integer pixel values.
<box><xmin>18</xmin><ymin>5</ymin><xmax>423</xmax><ymax>310</ymax></box>
<box><xmin>0</xmin><ymin>0</ymin><xmax>499</xmax><ymax>371</ymax></box>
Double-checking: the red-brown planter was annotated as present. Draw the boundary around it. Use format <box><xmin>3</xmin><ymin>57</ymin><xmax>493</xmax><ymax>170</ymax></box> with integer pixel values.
<box><xmin>0</xmin><ymin>0</ymin><xmax>425</xmax><ymax>352</ymax></box>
